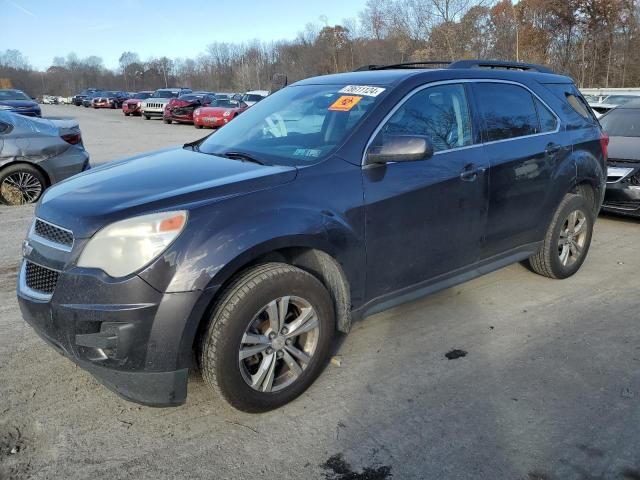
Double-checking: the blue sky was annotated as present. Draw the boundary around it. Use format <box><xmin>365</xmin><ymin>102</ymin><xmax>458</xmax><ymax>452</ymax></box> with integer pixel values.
<box><xmin>0</xmin><ymin>0</ymin><xmax>370</xmax><ymax>70</ymax></box>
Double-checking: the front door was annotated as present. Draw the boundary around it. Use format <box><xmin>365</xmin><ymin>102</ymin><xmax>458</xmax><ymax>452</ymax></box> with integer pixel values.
<box><xmin>363</xmin><ymin>83</ymin><xmax>490</xmax><ymax>301</ymax></box>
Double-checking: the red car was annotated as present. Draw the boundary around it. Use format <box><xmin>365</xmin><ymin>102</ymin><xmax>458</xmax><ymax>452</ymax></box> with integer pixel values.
<box><xmin>122</xmin><ymin>91</ymin><xmax>153</xmax><ymax>116</ymax></box>
<box><xmin>163</xmin><ymin>93</ymin><xmax>215</xmax><ymax>124</ymax></box>
<box><xmin>193</xmin><ymin>99</ymin><xmax>250</xmax><ymax>129</ymax></box>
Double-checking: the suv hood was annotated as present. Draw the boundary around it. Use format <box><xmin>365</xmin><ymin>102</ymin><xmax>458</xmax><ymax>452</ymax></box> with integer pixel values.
<box><xmin>37</xmin><ymin>147</ymin><xmax>297</xmax><ymax>237</ymax></box>
<box><xmin>608</xmin><ymin>136</ymin><xmax>640</xmax><ymax>162</ymax></box>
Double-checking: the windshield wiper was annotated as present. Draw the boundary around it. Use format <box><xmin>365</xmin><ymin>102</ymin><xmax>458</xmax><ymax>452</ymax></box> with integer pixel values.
<box><xmin>220</xmin><ymin>151</ymin><xmax>265</xmax><ymax>165</ymax></box>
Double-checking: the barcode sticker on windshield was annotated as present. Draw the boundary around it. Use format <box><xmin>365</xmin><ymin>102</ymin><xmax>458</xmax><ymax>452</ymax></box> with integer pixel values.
<box><xmin>339</xmin><ymin>85</ymin><xmax>386</xmax><ymax>97</ymax></box>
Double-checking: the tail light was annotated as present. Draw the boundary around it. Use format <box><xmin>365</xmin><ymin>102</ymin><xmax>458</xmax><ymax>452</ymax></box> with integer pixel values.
<box><xmin>61</xmin><ymin>133</ymin><xmax>82</xmax><ymax>145</ymax></box>
<box><xmin>600</xmin><ymin>130</ymin><xmax>609</xmax><ymax>161</ymax></box>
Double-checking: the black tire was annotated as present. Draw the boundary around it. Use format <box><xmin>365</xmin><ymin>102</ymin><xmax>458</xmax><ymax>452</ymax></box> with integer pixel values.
<box><xmin>199</xmin><ymin>263</ymin><xmax>335</xmax><ymax>412</ymax></box>
<box><xmin>0</xmin><ymin>164</ymin><xmax>46</xmax><ymax>206</ymax></box>
<box><xmin>528</xmin><ymin>194</ymin><xmax>594</xmax><ymax>279</ymax></box>
<box><xmin>144</xmin><ymin>115</ymin><xmax>150</xmax><ymax>120</ymax></box>
<box><xmin>124</xmin><ymin>112</ymin><xmax>130</xmax><ymax>117</ymax></box>
<box><xmin>163</xmin><ymin>119</ymin><xmax>172</xmax><ymax>124</ymax></box>
<box><xmin>195</xmin><ymin>124</ymin><xmax>203</xmax><ymax>129</ymax></box>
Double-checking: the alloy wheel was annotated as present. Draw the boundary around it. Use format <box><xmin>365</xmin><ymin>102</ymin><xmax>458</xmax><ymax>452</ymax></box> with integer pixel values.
<box><xmin>558</xmin><ymin>209</ymin><xmax>588</xmax><ymax>267</ymax></box>
<box><xmin>1</xmin><ymin>171</ymin><xmax>43</xmax><ymax>205</ymax></box>
<box><xmin>239</xmin><ymin>296</ymin><xmax>320</xmax><ymax>393</ymax></box>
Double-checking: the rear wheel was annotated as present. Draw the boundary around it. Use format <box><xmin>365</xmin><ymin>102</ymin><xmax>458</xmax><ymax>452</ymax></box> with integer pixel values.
<box><xmin>199</xmin><ymin>263</ymin><xmax>335</xmax><ymax>412</ymax></box>
<box><xmin>528</xmin><ymin>194</ymin><xmax>594</xmax><ymax>279</ymax></box>
<box><xmin>0</xmin><ymin>164</ymin><xmax>46</xmax><ymax>206</ymax></box>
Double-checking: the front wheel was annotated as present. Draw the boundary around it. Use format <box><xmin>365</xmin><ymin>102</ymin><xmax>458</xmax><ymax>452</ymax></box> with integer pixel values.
<box><xmin>528</xmin><ymin>193</ymin><xmax>594</xmax><ymax>279</ymax></box>
<box><xmin>163</xmin><ymin>119</ymin><xmax>172</xmax><ymax>124</ymax></box>
<box><xmin>124</xmin><ymin>112</ymin><xmax>130</xmax><ymax>117</ymax></box>
<box><xmin>144</xmin><ymin>115</ymin><xmax>150</xmax><ymax>120</ymax></box>
<box><xmin>199</xmin><ymin>263</ymin><xmax>335</xmax><ymax>412</ymax></box>
<box><xmin>195</xmin><ymin>124</ymin><xmax>203</xmax><ymax>129</ymax></box>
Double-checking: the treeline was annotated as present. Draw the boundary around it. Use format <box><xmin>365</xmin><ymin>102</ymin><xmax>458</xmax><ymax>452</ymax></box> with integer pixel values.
<box><xmin>2</xmin><ymin>0</ymin><xmax>639</xmax><ymax>97</ymax></box>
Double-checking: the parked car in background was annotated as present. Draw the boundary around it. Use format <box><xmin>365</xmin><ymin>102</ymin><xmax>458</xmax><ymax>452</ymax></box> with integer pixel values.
<box><xmin>122</xmin><ymin>91</ymin><xmax>154</xmax><ymax>116</ymax></box>
<box><xmin>0</xmin><ymin>111</ymin><xmax>89</xmax><ymax>205</ymax></box>
<box><xmin>16</xmin><ymin>60</ymin><xmax>606</xmax><ymax>412</ymax></box>
<box><xmin>241</xmin><ymin>90</ymin><xmax>269</xmax><ymax>106</ymax></box>
<box><xmin>141</xmin><ymin>88</ymin><xmax>192</xmax><ymax>120</ymax></box>
<box><xmin>163</xmin><ymin>92</ymin><xmax>216</xmax><ymax>124</ymax></box>
<box><xmin>72</xmin><ymin>88</ymin><xmax>100</xmax><ymax>106</ymax></box>
<box><xmin>82</xmin><ymin>91</ymin><xmax>106</xmax><ymax>108</ymax></box>
<box><xmin>193</xmin><ymin>98</ymin><xmax>249</xmax><ymax>128</ymax></box>
<box><xmin>589</xmin><ymin>94</ymin><xmax>640</xmax><ymax>118</ymax></box>
<box><xmin>41</xmin><ymin>95</ymin><xmax>58</xmax><ymax>105</ymax></box>
<box><xmin>599</xmin><ymin>103</ymin><xmax>640</xmax><ymax>217</ymax></box>
<box><xmin>0</xmin><ymin>89</ymin><xmax>41</xmax><ymax>117</ymax></box>
<box><xmin>92</xmin><ymin>91</ymin><xmax>128</xmax><ymax>109</ymax></box>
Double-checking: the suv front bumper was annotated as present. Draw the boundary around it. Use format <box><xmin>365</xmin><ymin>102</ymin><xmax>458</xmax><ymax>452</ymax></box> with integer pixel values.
<box><xmin>603</xmin><ymin>162</ymin><xmax>640</xmax><ymax>217</ymax></box>
<box><xmin>17</xmin><ymin>256</ymin><xmax>207</xmax><ymax>407</ymax></box>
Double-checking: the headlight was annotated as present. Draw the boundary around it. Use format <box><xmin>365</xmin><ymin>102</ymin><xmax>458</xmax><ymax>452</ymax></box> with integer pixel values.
<box><xmin>137</xmin><ymin>101</ymin><xmax>141</xmax><ymax>107</ymax></box>
<box><xmin>223</xmin><ymin>110</ymin><xmax>231</xmax><ymax>117</ymax></box>
<box><xmin>77</xmin><ymin>211</ymin><xmax>187</xmax><ymax>277</ymax></box>
<box><xmin>0</xmin><ymin>105</ymin><xmax>12</xmax><ymax>110</ymax></box>
<box><xmin>194</xmin><ymin>108</ymin><xmax>201</xmax><ymax>116</ymax></box>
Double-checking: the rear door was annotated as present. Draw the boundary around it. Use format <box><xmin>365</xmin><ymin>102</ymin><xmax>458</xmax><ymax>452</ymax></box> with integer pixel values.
<box><xmin>471</xmin><ymin>81</ymin><xmax>567</xmax><ymax>258</ymax></box>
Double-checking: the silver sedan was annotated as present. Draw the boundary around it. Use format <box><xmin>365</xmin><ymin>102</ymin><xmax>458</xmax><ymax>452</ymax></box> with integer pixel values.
<box><xmin>0</xmin><ymin>112</ymin><xmax>90</xmax><ymax>205</ymax></box>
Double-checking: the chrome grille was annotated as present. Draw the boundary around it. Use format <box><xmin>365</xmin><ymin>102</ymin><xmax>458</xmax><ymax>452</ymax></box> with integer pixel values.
<box><xmin>34</xmin><ymin>219</ymin><xmax>73</xmax><ymax>248</ymax></box>
<box><xmin>24</xmin><ymin>261</ymin><xmax>59</xmax><ymax>295</ymax></box>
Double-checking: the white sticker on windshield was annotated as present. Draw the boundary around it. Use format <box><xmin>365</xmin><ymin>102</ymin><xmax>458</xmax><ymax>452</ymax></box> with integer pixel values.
<box><xmin>339</xmin><ymin>85</ymin><xmax>386</xmax><ymax>97</ymax></box>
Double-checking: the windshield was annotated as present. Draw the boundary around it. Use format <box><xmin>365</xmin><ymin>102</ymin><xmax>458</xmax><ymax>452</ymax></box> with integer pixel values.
<box><xmin>604</xmin><ymin>95</ymin><xmax>638</xmax><ymax>105</ymax></box>
<box><xmin>0</xmin><ymin>90</ymin><xmax>31</xmax><ymax>101</ymax></box>
<box><xmin>601</xmin><ymin>109</ymin><xmax>640</xmax><ymax>137</ymax></box>
<box><xmin>178</xmin><ymin>94</ymin><xmax>203</xmax><ymax>101</ymax></box>
<box><xmin>152</xmin><ymin>90</ymin><xmax>179</xmax><ymax>98</ymax></box>
<box><xmin>242</xmin><ymin>94</ymin><xmax>266</xmax><ymax>102</ymax></box>
<box><xmin>210</xmin><ymin>99</ymin><xmax>239</xmax><ymax>108</ymax></box>
<box><xmin>198</xmin><ymin>84</ymin><xmax>385</xmax><ymax>166</ymax></box>
<box><xmin>134</xmin><ymin>92</ymin><xmax>152</xmax><ymax>99</ymax></box>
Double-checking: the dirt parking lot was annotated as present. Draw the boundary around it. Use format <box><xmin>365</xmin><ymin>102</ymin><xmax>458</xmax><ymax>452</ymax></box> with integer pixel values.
<box><xmin>1</xmin><ymin>105</ymin><xmax>639</xmax><ymax>480</ymax></box>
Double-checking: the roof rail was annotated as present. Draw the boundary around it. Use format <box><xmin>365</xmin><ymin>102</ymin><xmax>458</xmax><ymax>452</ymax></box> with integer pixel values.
<box><xmin>448</xmin><ymin>59</ymin><xmax>554</xmax><ymax>74</ymax></box>
<box><xmin>354</xmin><ymin>61</ymin><xmax>451</xmax><ymax>71</ymax></box>
<box><xmin>354</xmin><ymin>59</ymin><xmax>555</xmax><ymax>74</ymax></box>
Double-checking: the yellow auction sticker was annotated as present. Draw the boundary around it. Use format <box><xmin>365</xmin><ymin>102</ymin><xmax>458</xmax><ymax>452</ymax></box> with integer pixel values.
<box><xmin>329</xmin><ymin>95</ymin><xmax>363</xmax><ymax>112</ymax></box>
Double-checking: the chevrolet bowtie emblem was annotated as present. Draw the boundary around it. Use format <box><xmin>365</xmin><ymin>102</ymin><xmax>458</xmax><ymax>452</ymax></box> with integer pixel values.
<box><xmin>22</xmin><ymin>240</ymin><xmax>33</xmax><ymax>257</ymax></box>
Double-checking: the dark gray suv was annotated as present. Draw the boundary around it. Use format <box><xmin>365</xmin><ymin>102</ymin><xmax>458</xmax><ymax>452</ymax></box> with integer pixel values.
<box><xmin>17</xmin><ymin>60</ymin><xmax>607</xmax><ymax>412</ymax></box>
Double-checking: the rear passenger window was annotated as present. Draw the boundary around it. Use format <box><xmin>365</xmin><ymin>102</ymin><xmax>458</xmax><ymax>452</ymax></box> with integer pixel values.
<box><xmin>535</xmin><ymin>97</ymin><xmax>558</xmax><ymax>132</ymax></box>
<box><xmin>566</xmin><ymin>94</ymin><xmax>591</xmax><ymax>119</ymax></box>
<box><xmin>381</xmin><ymin>83</ymin><xmax>473</xmax><ymax>153</ymax></box>
<box><xmin>475</xmin><ymin>83</ymin><xmax>540</xmax><ymax>141</ymax></box>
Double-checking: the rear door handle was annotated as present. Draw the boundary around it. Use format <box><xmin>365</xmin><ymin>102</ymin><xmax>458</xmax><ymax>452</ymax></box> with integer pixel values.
<box><xmin>460</xmin><ymin>163</ymin><xmax>485</xmax><ymax>182</ymax></box>
<box><xmin>545</xmin><ymin>142</ymin><xmax>562</xmax><ymax>156</ymax></box>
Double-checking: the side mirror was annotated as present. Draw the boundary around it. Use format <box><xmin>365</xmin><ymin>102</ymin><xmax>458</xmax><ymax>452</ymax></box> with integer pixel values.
<box><xmin>366</xmin><ymin>135</ymin><xmax>434</xmax><ymax>164</ymax></box>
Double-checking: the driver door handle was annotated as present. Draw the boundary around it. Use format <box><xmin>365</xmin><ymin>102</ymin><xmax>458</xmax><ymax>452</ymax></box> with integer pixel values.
<box><xmin>460</xmin><ymin>163</ymin><xmax>485</xmax><ymax>182</ymax></box>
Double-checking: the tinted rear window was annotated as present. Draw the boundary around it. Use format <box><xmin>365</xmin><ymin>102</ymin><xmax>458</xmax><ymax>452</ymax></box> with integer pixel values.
<box><xmin>475</xmin><ymin>83</ymin><xmax>540</xmax><ymax>141</ymax></box>
<box><xmin>544</xmin><ymin>83</ymin><xmax>597</xmax><ymax>128</ymax></box>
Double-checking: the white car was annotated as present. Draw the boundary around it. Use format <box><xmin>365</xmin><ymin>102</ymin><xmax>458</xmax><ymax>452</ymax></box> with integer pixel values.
<box><xmin>241</xmin><ymin>90</ymin><xmax>269</xmax><ymax>106</ymax></box>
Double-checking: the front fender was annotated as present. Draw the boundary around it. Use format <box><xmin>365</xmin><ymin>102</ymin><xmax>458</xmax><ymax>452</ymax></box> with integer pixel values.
<box><xmin>140</xmin><ymin>200</ymin><xmax>364</xmax><ymax>297</ymax></box>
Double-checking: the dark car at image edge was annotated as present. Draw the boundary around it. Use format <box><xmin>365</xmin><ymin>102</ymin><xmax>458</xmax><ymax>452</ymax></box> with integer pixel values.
<box><xmin>599</xmin><ymin>103</ymin><xmax>640</xmax><ymax>217</ymax></box>
<box><xmin>16</xmin><ymin>60</ymin><xmax>607</xmax><ymax>412</ymax></box>
<box><xmin>0</xmin><ymin>89</ymin><xmax>42</xmax><ymax>117</ymax></box>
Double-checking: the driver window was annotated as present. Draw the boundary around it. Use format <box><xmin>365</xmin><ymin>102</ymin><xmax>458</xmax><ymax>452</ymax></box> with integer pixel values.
<box><xmin>382</xmin><ymin>84</ymin><xmax>473</xmax><ymax>153</ymax></box>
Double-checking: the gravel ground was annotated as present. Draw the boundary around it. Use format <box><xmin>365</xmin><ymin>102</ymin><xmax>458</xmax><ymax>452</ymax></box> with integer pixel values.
<box><xmin>1</xmin><ymin>105</ymin><xmax>640</xmax><ymax>480</ymax></box>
